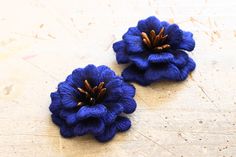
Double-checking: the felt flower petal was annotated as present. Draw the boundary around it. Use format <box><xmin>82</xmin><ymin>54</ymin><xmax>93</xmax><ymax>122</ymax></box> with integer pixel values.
<box><xmin>119</xmin><ymin>97</ymin><xmax>137</xmax><ymax>114</ymax></box>
<box><xmin>97</xmin><ymin>65</ymin><xmax>110</xmax><ymax>73</ymax></box>
<box><xmin>138</xmin><ymin>16</ymin><xmax>161</xmax><ymax>33</ymax></box>
<box><xmin>166</xmin><ymin>24</ymin><xmax>183</xmax><ymax>48</ymax></box>
<box><xmin>71</xmin><ymin>68</ymin><xmax>85</xmax><ymax>87</ymax></box>
<box><xmin>64</xmin><ymin>75</ymin><xmax>76</xmax><ymax>87</ymax></box>
<box><xmin>121</xmin><ymin>83</ymin><xmax>135</xmax><ymax>98</ymax></box>
<box><xmin>178</xmin><ymin>57</ymin><xmax>196</xmax><ymax>80</ymax></box>
<box><xmin>113</xmin><ymin>41</ymin><xmax>129</xmax><ymax>64</ymax></box>
<box><xmin>145</xmin><ymin>16</ymin><xmax>162</xmax><ymax>33</ymax></box>
<box><xmin>179</xmin><ymin>31</ymin><xmax>195</xmax><ymax>51</ymax></box>
<box><xmin>148</xmin><ymin>53</ymin><xmax>174</xmax><ymax>64</ymax></box>
<box><xmin>99</xmin><ymin>69</ymin><xmax>116</xmax><ymax>83</ymax></box>
<box><xmin>49</xmin><ymin>92</ymin><xmax>61</xmax><ymax>114</ymax></box>
<box><xmin>76</xmin><ymin>104</ymin><xmax>107</xmax><ymax>120</ymax></box>
<box><xmin>58</xmin><ymin>83</ymin><xmax>79</xmax><ymax>109</ymax></box>
<box><xmin>59</xmin><ymin>110</ymin><xmax>78</xmax><ymax>125</ymax></box>
<box><xmin>122</xmin><ymin>64</ymin><xmax>151</xmax><ymax>86</ymax></box>
<box><xmin>65</xmin><ymin>113</ymin><xmax>78</xmax><ymax>125</ymax></box>
<box><xmin>160</xmin><ymin>21</ymin><xmax>169</xmax><ymax>28</ymax></box>
<box><xmin>104</xmin><ymin>78</ymin><xmax>123</xmax><ymax>102</ymax></box>
<box><xmin>104</xmin><ymin>87</ymin><xmax>123</xmax><ymax>102</ymax></box>
<box><xmin>74</xmin><ymin>118</ymin><xmax>105</xmax><ymax>136</ymax></box>
<box><xmin>105</xmin><ymin>78</ymin><xmax>123</xmax><ymax>90</ymax></box>
<box><xmin>137</xmin><ymin>19</ymin><xmax>149</xmax><ymax>33</ymax></box>
<box><xmin>95</xmin><ymin>124</ymin><xmax>117</xmax><ymax>142</ymax></box>
<box><xmin>83</xmin><ymin>64</ymin><xmax>99</xmax><ymax>86</ymax></box>
<box><xmin>103</xmin><ymin>103</ymin><xmax>124</xmax><ymax>124</ymax></box>
<box><xmin>51</xmin><ymin>114</ymin><xmax>75</xmax><ymax>138</ymax></box>
<box><xmin>145</xmin><ymin>64</ymin><xmax>181</xmax><ymax>81</ymax></box>
<box><xmin>60</xmin><ymin>124</ymin><xmax>75</xmax><ymax>138</ymax></box>
<box><xmin>123</xmin><ymin>35</ymin><xmax>144</xmax><ymax>53</ymax></box>
<box><xmin>171</xmin><ymin>51</ymin><xmax>189</xmax><ymax>68</ymax></box>
<box><xmin>51</xmin><ymin>114</ymin><xmax>63</xmax><ymax>126</ymax></box>
<box><xmin>115</xmin><ymin>116</ymin><xmax>131</xmax><ymax>132</ymax></box>
<box><xmin>129</xmin><ymin>55</ymin><xmax>149</xmax><ymax>70</ymax></box>
<box><xmin>95</xmin><ymin>116</ymin><xmax>132</xmax><ymax>142</ymax></box>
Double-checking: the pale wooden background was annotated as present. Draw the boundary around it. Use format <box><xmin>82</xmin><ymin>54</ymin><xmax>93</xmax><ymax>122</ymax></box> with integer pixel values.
<box><xmin>0</xmin><ymin>0</ymin><xmax>236</xmax><ymax>157</ymax></box>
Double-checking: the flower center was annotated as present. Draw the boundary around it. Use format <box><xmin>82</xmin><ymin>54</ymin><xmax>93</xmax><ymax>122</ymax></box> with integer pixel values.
<box><xmin>141</xmin><ymin>27</ymin><xmax>170</xmax><ymax>52</ymax></box>
<box><xmin>77</xmin><ymin>80</ymin><xmax>106</xmax><ymax>106</ymax></box>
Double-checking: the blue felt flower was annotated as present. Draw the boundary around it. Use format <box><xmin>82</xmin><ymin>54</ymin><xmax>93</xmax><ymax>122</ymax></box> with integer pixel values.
<box><xmin>49</xmin><ymin>64</ymin><xmax>136</xmax><ymax>142</ymax></box>
<box><xmin>113</xmin><ymin>16</ymin><xmax>196</xmax><ymax>86</ymax></box>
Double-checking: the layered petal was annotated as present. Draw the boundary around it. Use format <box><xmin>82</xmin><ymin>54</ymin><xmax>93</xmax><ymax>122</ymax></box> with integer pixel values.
<box><xmin>177</xmin><ymin>57</ymin><xmax>196</xmax><ymax>80</ymax></box>
<box><xmin>148</xmin><ymin>53</ymin><xmax>174</xmax><ymax>64</ymax></box>
<box><xmin>171</xmin><ymin>50</ymin><xmax>189</xmax><ymax>68</ymax></box>
<box><xmin>160</xmin><ymin>21</ymin><xmax>169</xmax><ymax>28</ymax></box>
<box><xmin>113</xmin><ymin>41</ymin><xmax>129</xmax><ymax>63</ymax></box>
<box><xmin>58</xmin><ymin>82</ymin><xmax>79</xmax><ymax>109</ymax></box>
<box><xmin>60</xmin><ymin>124</ymin><xmax>75</xmax><ymax>138</ymax></box>
<box><xmin>95</xmin><ymin>116</ymin><xmax>131</xmax><ymax>142</ymax></box>
<box><xmin>129</xmin><ymin>55</ymin><xmax>149</xmax><ymax>70</ymax></box>
<box><xmin>60</xmin><ymin>110</ymin><xmax>77</xmax><ymax>121</ymax></box>
<box><xmin>74</xmin><ymin>118</ymin><xmax>105</xmax><ymax>136</ymax></box>
<box><xmin>65</xmin><ymin>112</ymin><xmax>78</xmax><ymax>125</ymax></box>
<box><xmin>123</xmin><ymin>35</ymin><xmax>144</xmax><ymax>53</ymax></box>
<box><xmin>104</xmin><ymin>87</ymin><xmax>123</xmax><ymax>102</ymax></box>
<box><xmin>166</xmin><ymin>24</ymin><xmax>183</xmax><ymax>49</ymax></box>
<box><xmin>99</xmin><ymin>68</ymin><xmax>116</xmax><ymax>83</ymax></box>
<box><xmin>103</xmin><ymin>103</ymin><xmax>124</xmax><ymax>124</ymax></box>
<box><xmin>76</xmin><ymin>104</ymin><xmax>107</xmax><ymax>120</ymax></box>
<box><xmin>97</xmin><ymin>65</ymin><xmax>110</xmax><ymax>73</ymax></box>
<box><xmin>51</xmin><ymin>114</ymin><xmax>63</xmax><ymax>126</ymax></box>
<box><xmin>83</xmin><ymin>64</ymin><xmax>99</xmax><ymax>86</ymax></box>
<box><xmin>49</xmin><ymin>92</ymin><xmax>61</xmax><ymax>114</ymax></box>
<box><xmin>145</xmin><ymin>57</ymin><xmax>196</xmax><ymax>82</ymax></box>
<box><xmin>105</xmin><ymin>78</ymin><xmax>123</xmax><ymax>90</ymax></box>
<box><xmin>95</xmin><ymin>123</ymin><xmax>116</xmax><ymax>142</ymax></box>
<box><xmin>119</xmin><ymin>97</ymin><xmax>137</xmax><ymax>114</ymax></box>
<box><xmin>71</xmin><ymin>68</ymin><xmax>86</xmax><ymax>87</ymax></box>
<box><xmin>121</xmin><ymin>83</ymin><xmax>135</xmax><ymax>98</ymax></box>
<box><xmin>144</xmin><ymin>64</ymin><xmax>181</xmax><ymax>82</ymax></box>
<box><xmin>115</xmin><ymin>116</ymin><xmax>131</xmax><ymax>132</ymax></box>
<box><xmin>51</xmin><ymin>114</ymin><xmax>75</xmax><ymax>138</ymax></box>
<box><xmin>137</xmin><ymin>16</ymin><xmax>161</xmax><ymax>33</ymax></box>
<box><xmin>178</xmin><ymin>31</ymin><xmax>195</xmax><ymax>51</ymax></box>
<box><xmin>122</xmin><ymin>64</ymin><xmax>151</xmax><ymax>86</ymax></box>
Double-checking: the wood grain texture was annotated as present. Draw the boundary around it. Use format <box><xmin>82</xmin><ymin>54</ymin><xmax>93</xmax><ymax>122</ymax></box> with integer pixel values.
<box><xmin>0</xmin><ymin>0</ymin><xmax>236</xmax><ymax>156</ymax></box>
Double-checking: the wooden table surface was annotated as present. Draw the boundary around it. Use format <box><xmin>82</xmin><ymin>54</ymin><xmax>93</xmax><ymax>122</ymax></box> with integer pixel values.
<box><xmin>0</xmin><ymin>0</ymin><xmax>236</xmax><ymax>156</ymax></box>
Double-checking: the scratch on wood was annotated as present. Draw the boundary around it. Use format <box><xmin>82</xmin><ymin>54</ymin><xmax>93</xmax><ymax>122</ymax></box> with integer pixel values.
<box><xmin>197</xmin><ymin>84</ymin><xmax>213</xmax><ymax>103</ymax></box>
<box><xmin>22</xmin><ymin>54</ymin><xmax>37</xmax><ymax>60</ymax></box>
<box><xmin>136</xmin><ymin>130</ymin><xmax>177</xmax><ymax>156</ymax></box>
<box><xmin>48</xmin><ymin>34</ymin><xmax>56</xmax><ymax>39</ymax></box>
<box><xmin>3</xmin><ymin>85</ymin><xmax>13</xmax><ymax>95</ymax></box>
<box><xmin>23</xmin><ymin>60</ymin><xmax>59</xmax><ymax>81</ymax></box>
<box><xmin>40</xmin><ymin>24</ymin><xmax>44</xmax><ymax>28</ymax></box>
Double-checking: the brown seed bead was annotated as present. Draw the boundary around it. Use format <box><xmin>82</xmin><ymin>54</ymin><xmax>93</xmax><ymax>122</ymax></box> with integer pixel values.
<box><xmin>141</xmin><ymin>27</ymin><xmax>171</xmax><ymax>52</ymax></box>
<box><xmin>77</xmin><ymin>80</ymin><xmax>107</xmax><ymax>106</ymax></box>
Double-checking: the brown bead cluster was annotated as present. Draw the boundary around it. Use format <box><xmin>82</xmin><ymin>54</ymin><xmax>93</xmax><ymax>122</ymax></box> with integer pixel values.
<box><xmin>141</xmin><ymin>27</ymin><xmax>170</xmax><ymax>52</ymax></box>
<box><xmin>77</xmin><ymin>80</ymin><xmax>106</xmax><ymax>106</ymax></box>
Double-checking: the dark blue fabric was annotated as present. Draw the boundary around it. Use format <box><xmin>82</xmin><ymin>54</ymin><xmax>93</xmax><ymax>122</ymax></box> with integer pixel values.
<box><xmin>113</xmin><ymin>16</ymin><xmax>196</xmax><ymax>86</ymax></box>
<box><xmin>49</xmin><ymin>64</ymin><xmax>136</xmax><ymax>142</ymax></box>
<box><xmin>95</xmin><ymin>116</ymin><xmax>131</xmax><ymax>142</ymax></box>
